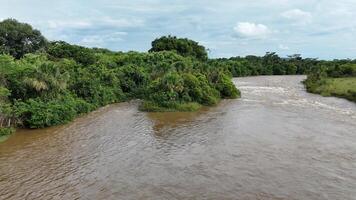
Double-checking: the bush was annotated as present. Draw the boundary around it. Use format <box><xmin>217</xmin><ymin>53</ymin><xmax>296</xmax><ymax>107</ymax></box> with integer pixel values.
<box><xmin>211</xmin><ymin>72</ymin><xmax>240</xmax><ymax>99</ymax></box>
<box><xmin>14</xmin><ymin>95</ymin><xmax>93</xmax><ymax>128</ymax></box>
<box><xmin>1</xmin><ymin>54</ymin><xmax>70</xmax><ymax>100</ymax></box>
<box><xmin>139</xmin><ymin>101</ymin><xmax>201</xmax><ymax>112</ymax></box>
<box><xmin>69</xmin><ymin>65</ymin><xmax>126</xmax><ymax>106</ymax></box>
<box><xmin>182</xmin><ymin>73</ymin><xmax>220</xmax><ymax>105</ymax></box>
<box><xmin>47</xmin><ymin>41</ymin><xmax>97</xmax><ymax>66</ymax></box>
<box><xmin>116</xmin><ymin>65</ymin><xmax>149</xmax><ymax>97</ymax></box>
<box><xmin>0</xmin><ymin>127</ymin><xmax>14</xmax><ymax>136</ymax></box>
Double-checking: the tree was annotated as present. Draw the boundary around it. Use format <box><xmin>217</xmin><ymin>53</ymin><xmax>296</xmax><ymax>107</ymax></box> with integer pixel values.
<box><xmin>47</xmin><ymin>41</ymin><xmax>97</xmax><ymax>66</ymax></box>
<box><xmin>0</xmin><ymin>19</ymin><xmax>47</xmax><ymax>59</ymax></box>
<box><xmin>262</xmin><ymin>52</ymin><xmax>282</xmax><ymax>75</ymax></box>
<box><xmin>149</xmin><ymin>36</ymin><xmax>208</xmax><ymax>61</ymax></box>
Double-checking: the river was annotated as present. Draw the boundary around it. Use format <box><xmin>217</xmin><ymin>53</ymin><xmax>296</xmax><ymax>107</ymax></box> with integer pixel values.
<box><xmin>0</xmin><ymin>76</ymin><xmax>355</xmax><ymax>200</ymax></box>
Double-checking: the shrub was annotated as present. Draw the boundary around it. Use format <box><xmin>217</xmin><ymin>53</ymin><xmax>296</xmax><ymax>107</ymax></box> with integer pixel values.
<box><xmin>14</xmin><ymin>95</ymin><xmax>93</xmax><ymax>128</ymax></box>
<box><xmin>0</xmin><ymin>127</ymin><xmax>14</xmax><ymax>136</ymax></box>
<box><xmin>211</xmin><ymin>72</ymin><xmax>240</xmax><ymax>99</ymax></box>
<box><xmin>139</xmin><ymin>101</ymin><xmax>201</xmax><ymax>112</ymax></box>
<box><xmin>182</xmin><ymin>73</ymin><xmax>220</xmax><ymax>105</ymax></box>
<box><xmin>47</xmin><ymin>41</ymin><xmax>97</xmax><ymax>66</ymax></box>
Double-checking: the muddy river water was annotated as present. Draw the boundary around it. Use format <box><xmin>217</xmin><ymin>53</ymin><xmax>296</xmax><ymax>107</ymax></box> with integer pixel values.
<box><xmin>1</xmin><ymin>76</ymin><xmax>355</xmax><ymax>200</ymax></box>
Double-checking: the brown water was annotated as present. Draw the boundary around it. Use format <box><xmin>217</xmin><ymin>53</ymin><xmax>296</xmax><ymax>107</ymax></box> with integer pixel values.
<box><xmin>1</xmin><ymin>76</ymin><xmax>356</xmax><ymax>200</ymax></box>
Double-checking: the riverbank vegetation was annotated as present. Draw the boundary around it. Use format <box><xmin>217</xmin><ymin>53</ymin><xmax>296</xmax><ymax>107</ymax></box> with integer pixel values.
<box><xmin>0</xmin><ymin>19</ymin><xmax>240</xmax><ymax>132</ymax></box>
<box><xmin>209</xmin><ymin>53</ymin><xmax>319</xmax><ymax>77</ymax></box>
<box><xmin>1</xmin><ymin>18</ymin><xmax>355</xmax><ymax>135</ymax></box>
<box><xmin>304</xmin><ymin>63</ymin><xmax>356</xmax><ymax>102</ymax></box>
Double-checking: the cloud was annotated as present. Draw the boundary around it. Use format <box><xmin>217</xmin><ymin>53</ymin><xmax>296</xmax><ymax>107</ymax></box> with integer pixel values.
<box><xmin>233</xmin><ymin>22</ymin><xmax>272</xmax><ymax>39</ymax></box>
<box><xmin>106</xmin><ymin>4</ymin><xmax>188</xmax><ymax>13</ymax></box>
<box><xmin>99</xmin><ymin>17</ymin><xmax>144</xmax><ymax>28</ymax></box>
<box><xmin>43</xmin><ymin>17</ymin><xmax>142</xmax><ymax>46</ymax></box>
<box><xmin>278</xmin><ymin>44</ymin><xmax>290</xmax><ymax>50</ymax></box>
<box><xmin>47</xmin><ymin>17</ymin><xmax>144</xmax><ymax>30</ymax></box>
<box><xmin>79</xmin><ymin>32</ymin><xmax>127</xmax><ymax>47</ymax></box>
<box><xmin>48</xmin><ymin>20</ymin><xmax>92</xmax><ymax>29</ymax></box>
<box><xmin>2</xmin><ymin>0</ymin><xmax>356</xmax><ymax>59</ymax></box>
<box><xmin>281</xmin><ymin>9</ymin><xmax>312</xmax><ymax>25</ymax></box>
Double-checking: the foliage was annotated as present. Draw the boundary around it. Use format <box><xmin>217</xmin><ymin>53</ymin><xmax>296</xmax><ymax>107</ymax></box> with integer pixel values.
<box><xmin>1</xmin><ymin>54</ymin><xmax>70</xmax><ymax>100</ymax></box>
<box><xmin>149</xmin><ymin>36</ymin><xmax>208</xmax><ymax>61</ymax></box>
<box><xmin>11</xmin><ymin>19</ymin><xmax>356</xmax><ymax>131</ymax></box>
<box><xmin>305</xmin><ymin>78</ymin><xmax>356</xmax><ymax>103</ymax></box>
<box><xmin>69</xmin><ymin>65</ymin><xmax>125</xmax><ymax>106</ymax></box>
<box><xmin>14</xmin><ymin>95</ymin><xmax>93</xmax><ymax>128</ymax></box>
<box><xmin>139</xmin><ymin>101</ymin><xmax>202</xmax><ymax>112</ymax></box>
<box><xmin>47</xmin><ymin>41</ymin><xmax>97</xmax><ymax>66</ymax></box>
<box><xmin>116</xmin><ymin>64</ymin><xmax>149</xmax><ymax>98</ymax></box>
<box><xmin>304</xmin><ymin>62</ymin><xmax>356</xmax><ymax>103</ymax></box>
<box><xmin>209</xmin><ymin>52</ymin><xmax>319</xmax><ymax>77</ymax></box>
<box><xmin>0</xmin><ymin>86</ymin><xmax>16</xmax><ymax>136</ymax></box>
<box><xmin>325</xmin><ymin>63</ymin><xmax>356</xmax><ymax>78</ymax></box>
<box><xmin>0</xmin><ymin>19</ymin><xmax>47</xmax><ymax>59</ymax></box>
<box><xmin>0</xmin><ymin>127</ymin><xmax>14</xmax><ymax>136</ymax></box>
<box><xmin>0</xmin><ymin>87</ymin><xmax>10</xmax><ymax>101</ymax></box>
<box><xmin>210</xmin><ymin>72</ymin><xmax>240</xmax><ymax>99</ymax></box>
<box><xmin>1</xmin><ymin>44</ymin><xmax>240</xmax><ymax>129</ymax></box>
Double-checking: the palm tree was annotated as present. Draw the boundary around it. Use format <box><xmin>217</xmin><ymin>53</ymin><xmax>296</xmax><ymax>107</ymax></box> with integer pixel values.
<box><xmin>23</xmin><ymin>62</ymin><xmax>69</xmax><ymax>97</ymax></box>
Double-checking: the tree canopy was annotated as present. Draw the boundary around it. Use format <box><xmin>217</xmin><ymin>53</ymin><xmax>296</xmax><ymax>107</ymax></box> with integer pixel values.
<box><xmin>149</xmin><ymin>36</ymin><xmax>208</xmax><ymax>61</ymax></box>
<box><xmin>0</xmin><ymin>19</ymin><xmax>47</xmax><ymax>59</ymax></box>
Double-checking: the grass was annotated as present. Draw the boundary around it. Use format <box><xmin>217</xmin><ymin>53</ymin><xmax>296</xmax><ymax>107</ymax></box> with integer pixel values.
<box><xmin>139</xmin><ymin>101</ymin><xmax>202</xmax><ymax>112</ymax></box>
<box><xmin>0</xmin><ymin>127</ymin><xmax>14</xmax><ymax>143</ymax></box>
<box><xmin>306</xmin><ymin>77</ymin><xmax>356</xmax><ymax>103</ymax></box>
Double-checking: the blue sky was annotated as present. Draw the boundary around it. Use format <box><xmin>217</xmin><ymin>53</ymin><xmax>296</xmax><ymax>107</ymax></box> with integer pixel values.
<box><xmin>1</xmin><ymin>0</ymin><xmax>356</xmax><ymax>59</ymax></box>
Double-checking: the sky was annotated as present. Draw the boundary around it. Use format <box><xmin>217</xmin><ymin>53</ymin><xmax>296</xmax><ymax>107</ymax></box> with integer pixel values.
<box><xmin>1</xmin><ymin>0</ymin><xmax>356</xmax><ymax>59</ymax></box>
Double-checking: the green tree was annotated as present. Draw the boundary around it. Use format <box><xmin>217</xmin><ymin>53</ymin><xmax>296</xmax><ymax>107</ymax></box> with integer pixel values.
<box><xmin>149</xmin><ymin>36</ymin><xmax>208</xmax><ymax>61</ymax></box>
<box><xmin>47</xmin><ymin>41</ymin><xmax>97</xmax><ymax>66</ymax></box>
<box><xmin>0</xmin><ymin>19</ymin><xmax>47</xmax><ymax>59</ymax></box>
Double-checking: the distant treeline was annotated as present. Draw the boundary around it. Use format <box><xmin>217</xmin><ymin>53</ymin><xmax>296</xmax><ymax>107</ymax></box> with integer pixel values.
<box><xmin>210</xmin><ymin>53</ymin><xmax>318</xmax><ymax>77</ymax></box>
<box><xmin>1</xmin><ymin>18</ymin><xmax>355</xmax><ymax>135</ymax></box>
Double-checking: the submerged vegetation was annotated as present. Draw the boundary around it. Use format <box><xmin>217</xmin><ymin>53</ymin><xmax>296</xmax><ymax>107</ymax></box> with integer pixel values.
<box><xmin>0</xmin><ymin>18</ymin><xmax>355</xmax><ymax>137</ymax></box>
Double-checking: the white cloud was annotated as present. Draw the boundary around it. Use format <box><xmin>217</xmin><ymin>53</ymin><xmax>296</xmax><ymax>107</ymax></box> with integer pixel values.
<box><xmin>106</xmin><ymin>4</ymin><xmax>187</xmax><ymax>13</ymax></box>
<box><xmin>79</xmin><ymin>32</ymin><xmax>127</xmax><ymax>47</ymax></box>
<box><xmin>100</xmin><ymin>17</ymin><xmax>144</xmax><ymax>28</ymax></box>
<box><xmin>234</xmin><ymin>22</ymin><xmax>272</xmax><ymax>39</ymax></box>
<box><xmin>48</xmin><ymin>20</ymin><xmax>92</xmax><ymax>29</ymax></box>
<box><xmin>281</xmin><ymin>9</ymin><xmax>312</xmax><ymax>25</ymax></box>
<box><xmin>2</xmin><ymin>0</ymin><xmax>356</xmax><ymax>59</ymax></box>
<box><xmin>47</xmin><ymin>17</ymin><xmax>144</xmax><ymax>30</ymax></box>
<box><xmin>278</xmin><ymin>44</ymin><xmax>290</xmax><ymax>50</ymax></box>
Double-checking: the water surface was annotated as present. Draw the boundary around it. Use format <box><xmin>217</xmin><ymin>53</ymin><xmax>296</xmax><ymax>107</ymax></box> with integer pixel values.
<box><xmin>1</xmin><ymin>76</ymin><xmax>355</xmax><ymax>200</ymax></box>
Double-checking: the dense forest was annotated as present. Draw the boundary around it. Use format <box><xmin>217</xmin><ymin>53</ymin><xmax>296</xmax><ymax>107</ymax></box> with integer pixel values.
<box><xmin>1</xmin><ymin>19</ymin><xmax>356</xmax><ymax>137</ymax></box>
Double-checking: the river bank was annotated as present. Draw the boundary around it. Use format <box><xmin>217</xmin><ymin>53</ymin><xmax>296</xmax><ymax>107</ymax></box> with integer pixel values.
<box><xmin>304</xmin><ymin>77</ymin><xmax>356</xmax><ymax>103</ymax></box>
<box><xmin>1</xmin><ymin>76</ymin><xmax>355</xmax><ymax>199</ymax></box>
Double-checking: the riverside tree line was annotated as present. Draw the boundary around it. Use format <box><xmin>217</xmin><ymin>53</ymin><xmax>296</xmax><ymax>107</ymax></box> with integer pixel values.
<box><xmin>1</xmin><ymin>19</ymin><xmax>355</xmax><ymax>136</ymax></box>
